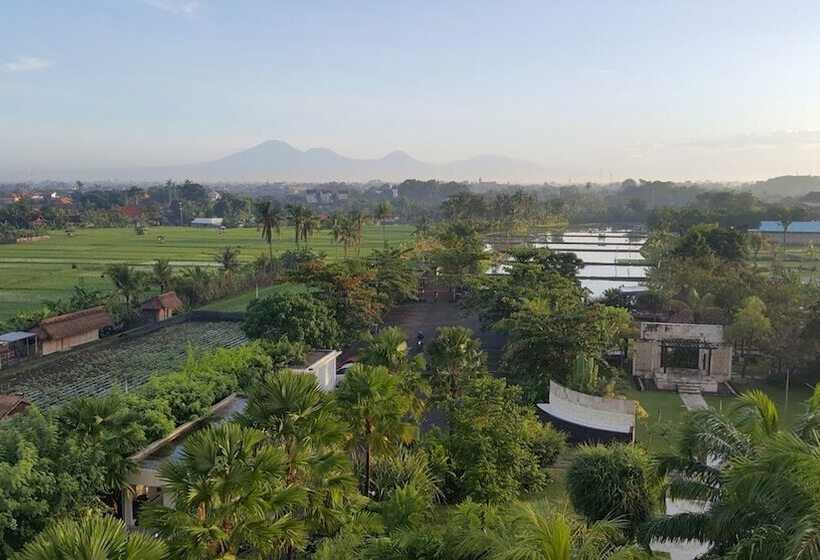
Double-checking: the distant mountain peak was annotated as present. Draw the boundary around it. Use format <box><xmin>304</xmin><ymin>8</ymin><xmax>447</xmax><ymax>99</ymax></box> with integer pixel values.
<box><xmin>40</xmin><ymin>140</ymin><xmax>551</xmax><ymax>183</ymax></box>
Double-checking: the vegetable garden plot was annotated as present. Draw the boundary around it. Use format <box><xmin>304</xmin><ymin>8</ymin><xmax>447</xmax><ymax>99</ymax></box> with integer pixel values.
<box><xmin>0</xmin><ymin>321</ymin><xmax>247</xmax><ymax>408</ymax></box>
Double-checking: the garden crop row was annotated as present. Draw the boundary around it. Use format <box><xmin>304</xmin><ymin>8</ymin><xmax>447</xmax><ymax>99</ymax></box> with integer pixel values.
<box><xmin>0</xmin><ymin>321</ymin><xmax>247</xmax><ymax>408</ymax></box>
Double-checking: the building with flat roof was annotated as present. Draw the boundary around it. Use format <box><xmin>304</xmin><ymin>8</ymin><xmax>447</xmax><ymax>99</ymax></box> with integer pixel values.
<box><xmin>632</xmin><ymin>321</ymin><xmax>732</xmax><ymax>394</ymax></box>
<box><xmin>190</xmin><ymin>217</ymin><xmax>223</xmax><ymax>227</ymax></box>
<box><xmin>753</xmin><ymin>220</ymin><xmax>820</xmax><ymax>246</ymax></box>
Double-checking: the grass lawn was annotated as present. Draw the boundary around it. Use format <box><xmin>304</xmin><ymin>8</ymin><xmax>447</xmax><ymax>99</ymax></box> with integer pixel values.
<box><xmin>621</xmin><ymin>375</ymin><xmax>817</xmax><ymax>454</ymax></box>
<box><xmin>201</xmin><ymin>282</ymin><xmax>309</xmax><ymax>312</ymax></box>
<box><xmin>705</xmin><ymin>377</ymin><xmax>816</xmax><ymax>428</ymax></box>
<box><xmin>619</xmin><ymin>382</ymin><xmax>689</xmax><ymax>454</ymax></box>
<box><xmin>0</xmin><ymin>224</ymin><xmax>413</xmax><ymax>319</ymax></box>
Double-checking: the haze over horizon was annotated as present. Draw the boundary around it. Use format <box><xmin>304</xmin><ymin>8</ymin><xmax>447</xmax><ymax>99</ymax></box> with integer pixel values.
<box><xmin>3</xmin><ymin>1</ymin><xmax>820</xmax><ymax>182</ymax></box>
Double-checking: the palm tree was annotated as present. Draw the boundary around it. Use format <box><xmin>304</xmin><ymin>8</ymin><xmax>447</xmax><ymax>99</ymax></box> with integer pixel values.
<box><xmin>328</xmin><ymin>211</ymin><xmax>344</xmax><ymax>259</ymax></box>
<box><xmin>669</xmin><ymin>286</ymin><xmax>723</xmax><ymax>323</ymax></box>
<box><xmin>286</xmin><ymin>204</ymin><xmax>309</xmax><ymax>248</ymax></box>
<box><xmin>425</xmin><ymin>326</ymin><xmax>487</xmax><ymax>400</ymax></box>
<box><xmin>240</xmin><ymin>371</ymin><xmax>356</xmax><ymax>559</ymax></box>
<box><xmin>779</xmin><ymin>207</ymin><xmax>798</xmax><ymax>251</ymax></box>
<box><xmin>359</xmin><ymin>327</ymin><xmax>427</xmax><ymax>416</ymax></box>
<box><xmin>17</xmin><ymin>515</ymin><xmax>167</xmax><ymax>560</ymax></box>
<box><xmin>139</xmin><ymin>423</ymin><xmax>307</xmax><ymax>560</ymax></box>
<box><xmin>151</xmin><ymin>258</ymin><xmax>174</xmax><ymax>292</ymax></box>
<box><xmin>58</xmin><ymin>393</ymin><xmax>145</xmax><ymax>497</ymax></box>
<box><xmin>256</xmin><ymin>199</ymin><xmax>282</xmax><ymax>259</ymax></box>
<box><xmin>413</xmin><ymin>216</ymin><xmax>432</xmax><ymax>239</ymax></box>
<box><xmin>337</xmin><ymin>216</ymin><xmax>359</xmax><ymax>258</ymax></box>
<box><xmin>176</xmin><ymin>265</ymin><xmax>212</xmax><ymax>306</ymax></box>
<box><xmin>214</xmin><ymin>245</ymin><xmax>241</xmax><ymax>273</ymax></box>
<box><xmin>642</xmin><ymin>390</ymin><xmax>798</xmax><ymax>557</ymax></box>
<box><xmin>298</xmin><ymin>208</ymin><xmax>319</xmax><ymax>248</ymax></box>
<box><xmin>336</xmin><ymin>364</ymin><xmax>417</xmax><ymax>496</ymax></box>
<box><xmin>452</xmin><ymin>499</ymin><xmax>650</xmax><ymax>560</ymax></box>
<box><xmin>375</xmin><ymin>200</ymin><xmax>392</xmax><ymax>246</ymax></box>
<box><xmin>103</xmin><ymin>263</ymin><xmax>145</xmax><ymax>307</ymax></box>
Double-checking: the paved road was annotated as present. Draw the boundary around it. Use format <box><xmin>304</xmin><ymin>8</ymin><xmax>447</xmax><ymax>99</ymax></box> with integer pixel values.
<box><xmin>342</xmin><ymin>301</ymin><xmax>506</xmax><ymax>373</ymax></box>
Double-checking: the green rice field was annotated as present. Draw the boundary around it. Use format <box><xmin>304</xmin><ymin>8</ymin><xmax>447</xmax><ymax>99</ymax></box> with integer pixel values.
<box><xmin>0</xmin><ymin>224</ymin><xmax>413</xmax><ymax>319</ymax></box>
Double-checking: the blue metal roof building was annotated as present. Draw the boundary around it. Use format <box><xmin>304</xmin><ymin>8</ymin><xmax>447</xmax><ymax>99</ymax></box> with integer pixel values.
<box><xmin>756</xmin><ymin>221</ymin><xmax>820</xmax><ymax>233</ymax></box>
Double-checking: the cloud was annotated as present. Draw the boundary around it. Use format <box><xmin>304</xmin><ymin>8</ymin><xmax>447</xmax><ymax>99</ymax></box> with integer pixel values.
<box><xmin>138</xmin><ymin>0</ymin><xmax>202</xmax><ymax>17</ymax></box>
<box><xmin>674</xmin><ymin>130</ymin><xmax>820</xmax><ymax>151</ymax></box>
<box><xmin>3</xmin><ymin>56</ymin><xmax>53</xmax><ymax>72</ymax></box>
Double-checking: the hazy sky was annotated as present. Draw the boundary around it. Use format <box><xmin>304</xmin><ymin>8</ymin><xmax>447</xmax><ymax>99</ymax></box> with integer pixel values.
<box><xmin>2</xmin><ymin>0</ymin><xmax>820</xmax><ymax>181</ymax></box>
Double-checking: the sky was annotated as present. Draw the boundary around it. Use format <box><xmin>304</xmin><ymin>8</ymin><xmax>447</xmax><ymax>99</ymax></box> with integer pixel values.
<box><xmin>2</xmin><ymin>0</ymin><xmax>820</xmax><ymax>182</ymax></box>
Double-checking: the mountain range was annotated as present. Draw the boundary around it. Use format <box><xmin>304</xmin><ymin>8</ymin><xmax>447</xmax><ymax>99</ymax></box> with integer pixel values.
<box><xmin>33</xmin><ymin>141</ymin><xmax>551</xmax><ymax>184</ymax></box>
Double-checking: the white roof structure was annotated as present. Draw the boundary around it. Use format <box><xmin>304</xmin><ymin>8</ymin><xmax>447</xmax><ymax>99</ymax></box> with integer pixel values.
<box><xmin>538</xmin><ymin>381</ymin><xmax>636</xmax><ymax>435</ymax></box>
<box><xmin>191</xmin><ymin>217</ymin><xmax>224</xmax><ymax>226</ymax></box>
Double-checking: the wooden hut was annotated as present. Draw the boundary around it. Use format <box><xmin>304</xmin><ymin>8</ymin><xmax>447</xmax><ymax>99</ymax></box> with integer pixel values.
<box><xmin>141</xmin><ymin>291</ymin><xmax>184</xmax><ymax>322</ymax></box>
<box><xmin>30</xmin><ymin>307</ymin><xmax>113</xmax><ymax>355</ymax></box>
<box><xmin>0</xmin><ymin>394</ymin><xmax>30</xmax><ymax>421</ymax></box>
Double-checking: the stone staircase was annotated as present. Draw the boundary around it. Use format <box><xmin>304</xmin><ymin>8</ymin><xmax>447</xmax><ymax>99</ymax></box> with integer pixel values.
<box><xmin>676</xmin><ymin>381</ymin><xmax>704</xmax><ymax>394</ymax></box>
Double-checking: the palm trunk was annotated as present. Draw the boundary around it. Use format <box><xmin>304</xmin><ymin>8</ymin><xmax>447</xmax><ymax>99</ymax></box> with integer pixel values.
<box><xmin>364</xmin><ymin>418</ymin><xmax>372</xmax><ymax>496</ymax></box>
<box><xmin>364</xmin><ymin>442</ymin><xmax>371</xmax><ymax>496</ymax></box>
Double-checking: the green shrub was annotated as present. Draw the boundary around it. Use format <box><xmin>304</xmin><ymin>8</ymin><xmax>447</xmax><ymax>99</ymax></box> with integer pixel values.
<box><xmin>566</xmin><ymin>443</ymin><xmax>662</xmax><ymax>536</ymax></box>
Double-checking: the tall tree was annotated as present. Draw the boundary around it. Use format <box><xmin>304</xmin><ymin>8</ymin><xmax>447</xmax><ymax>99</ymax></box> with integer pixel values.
<box><xmin>425</xmin><ymin>326</ymin><xmax>487</xmax><ymax>401</ymax></box>
<box><xmin>214</xmin><ymin>245</ymin><xmax>241</xmax><ymax>273</ymax></box>
<box><xmin>139</xmin><ymin>423</ymin><xmax>307</xmax><ymax>560</ymax></box>
<box><xmin>16</xmin><ymin>515</ymin><xmax>167</xmax><ymax>560</ymax></box>
<box><xmin>256</xmin><ymin>199</ymin><xmax>282</xmax><ymax>259</ymax></box>
<box><xmin>336</xmin><ymin>364</ymin><xmax>417</xmax><ymax>496</ymax></box>
<box><xmin>103</xmin><ymin>263</ymin><xmax>145</xmax><ymax>307</ymax></box>
<box><xmin>58</xmin><ymin>393</ymin><xmax>145</xmax><ymax>497</ymax></box>
<box><xmin>725</xmin><ymin>295</ymin><xmax>772</xmax><ymax>377</ymax></box>
<box><xmin>375</xmin><ymin>200</ymin><xmax>392</xmax><ymax>246</ymax></box>
<box><xmin>240</xmin><ymin>370</ymin><xmax>356</xmax><ymax>559</ymax></box>
<box><xmin>150</xmin><ymin>258</ymin><xmax>174</xmax><ymax>292</ymax></box>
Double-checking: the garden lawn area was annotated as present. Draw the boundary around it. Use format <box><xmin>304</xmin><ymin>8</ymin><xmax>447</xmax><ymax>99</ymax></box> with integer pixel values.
<box><xmin>0</xmin><ymin>320</ymin><xmax>247</xmax><ymax>408</ymax></box>
<box><xmin>621</xmin><ymin>376</ymin><xmax>817</xmax><ymax>454</ymax></box>
<box><xmin>201</xmin><ymin>282</ymin><xmax>309</xmax><ymax>312</ymax></box>
<box><xmin>0</xmin><ymin>224</ymin><xmax>413</xmax><ymax>319</ymax></box>
<box><xmin>705</xmin><ymin>377</ymin><xmax>816</xmax><ymax>428</ymax></box>
<box><xmin>619</xmin><ymin>383</ymin><xmax>689</xmax><ymax>454</ymax></box>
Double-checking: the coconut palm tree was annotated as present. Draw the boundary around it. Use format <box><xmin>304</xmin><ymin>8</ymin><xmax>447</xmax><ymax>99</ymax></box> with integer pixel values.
<box><xmin>256</xmin><ymin>199</ymin><xmax>282</xmax><ymax>259</ymax></box>
<box><xmin>298</xmin><ymin>208</ymin><xmax>320</xmax><ymax>248</ymax></box>
<box><xmin>176</xmin><ymin>265</ymin><xmax>212</xmax><ymax>306</ymax></box>
<box><xmin>16</xmin><ymin>515</ymin><xmax>167</xmax><ymax>560</ymax></box>
<box><xmin>375</xmin><ymin>200</ymin><xmax>392</xmax><ymax>246</ymax></box>
<box><xmin>641</xmin><ymin>390</ymin><xmax>810</xmax><ymax>557</ymax></box>
<box><xmin>103</xmin><ymin>263</ymin><xmax>146</xmax><ymax>307</ymax></box>
<box><xmin>328</xmin><ymin>211</ymin><xmax>344</xmax><ymax>259</ymax></box>
<box><xmin>240</xmin><ymin>371</ymin><xmax>356</xmax><ymax>559</ymax></box>
<box><xmin>336</xmin><ymin>364</ymin><xmax>417</xmax><ymax>496</ymax></box>
<box><xmin>425</xmin><ymin>326</ymin><xmax>487</xmax><ymax>400</ymax></box>
<box><xmin>139</xmin><ymin>423</ymin><xmax>307</xmax><ymax>560</ymax></box>
<box><xmin>151</xmin><ymin>258</ymin><xmax>174</xmax><ymax>292</ymax></box>
<box><xmin>669</xmin><ymin>286</ymin><xmax>723</xmax><ymax>323</ymax></box>
<box><xmin>214</xmin><ymin>245</ymin><xmax>241</xmax><ymax>273</ymax></box>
